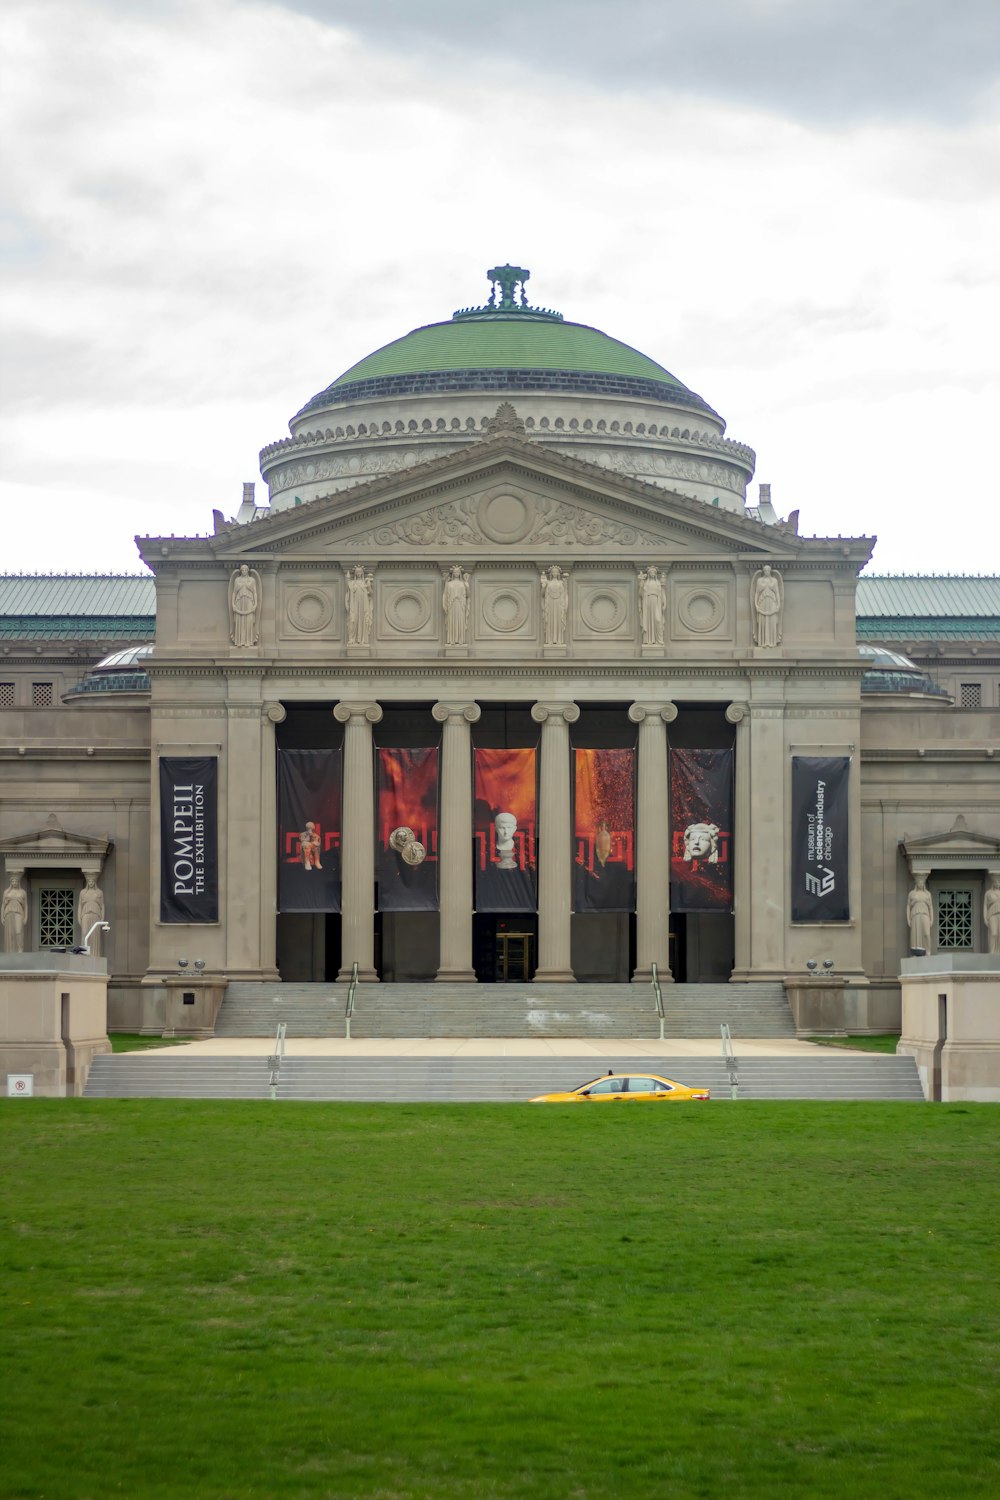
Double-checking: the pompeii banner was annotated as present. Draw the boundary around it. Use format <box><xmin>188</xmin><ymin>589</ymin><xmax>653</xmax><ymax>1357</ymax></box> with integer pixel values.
<box><xmin>277</xmin><ymin>748</ymin><xmax>342</xmax><ymax>913</ymax></box>
<box><xmin>474</xmin><ymin>746</ymin><xmax>537</xmax><ymax>912</ymax></box>
<box><xmin>791</xmin><ymin>755</ymin><xmax>851</xmax><ymax>922</ymax></box>
<box><xmin>669</xmin><ymin>748</ymin><xmax>734</xmax><ymax>913</ymax></box>
<box><xmin>573</xmin><ymin>747</ymin><xmax>636</xmax><ymax>912</ymax></box>
<box><xmin>376</xmin><ymin>747</ymin><xmax>439</xmax><ymax>911</ymax></box>
<box><xmin>159</xmin><ymin>756</ymin><xmax>218</xmax><ymax>923</ymax></box>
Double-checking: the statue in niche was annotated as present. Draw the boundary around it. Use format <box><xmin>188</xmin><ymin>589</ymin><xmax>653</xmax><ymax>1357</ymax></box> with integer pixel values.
<box><xmin>638</xmin><ymin>565</ymin><xmax>666</xmax><ymax>646</ymax></box>
<box><xmin>228</xmin><ymin>564</ymin><xmax>261</xmax><ymax>647</ymax></box>
<box><xmin>442</xmin><ymin>565</ymin><xmax>471</xmax><ymax>647</ymax></box>
<box><xmin>906</xmin><ymin>874</ymin><xmax>933</xmax><ymax>953</ymax></box>
<box><xmin>751</xmin><ymin>565</ymin><xmax>783</xmax><ymax>647</ymax></box>
<box><xmin>346</xmin><ymin>564</ymin><xmax>374</xmax><ymax>646</ymax></box>
<box><xmin>984</xmin><ymin>876</ymin><xmax>1000</xmax><ymax>954</ymax></box>
<box><xmin>2</xmin><ymin>874</ymin><xmax>27</xmax><ymax>954</ymax></box>
<box><xmin>540</xmin><ymin>564</ymin><xmax>568</xmax><ymax>646</ymax></box>
<box><xmin>77</xmin><ymin>874</ymin><xmax>105</xmax><ymax>955</ymax></box>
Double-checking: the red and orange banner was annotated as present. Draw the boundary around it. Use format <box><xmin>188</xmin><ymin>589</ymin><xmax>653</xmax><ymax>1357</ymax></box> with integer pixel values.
<box><xmin>277</xmin><ymin>748</ymin><xmax>342</xmax><ymax>913</ymax></box>
<box><xmin>669</xmin><ymin>748</ymin><xmax>733</xmax><ymax>912</ymax></box>
<box><xmin>474</xmin><ymin>747</ymin><xmax>537</xmax><ymax>912</ymax></box>
<box><xmin>376</xmin><ymin>747</ymin><xmax>439</xmax><ymax>911</ymax></box>
<box><xmin>573</xmin><ymin>748</ymin><xmax>635</xmax><ymax>911</ymax></box>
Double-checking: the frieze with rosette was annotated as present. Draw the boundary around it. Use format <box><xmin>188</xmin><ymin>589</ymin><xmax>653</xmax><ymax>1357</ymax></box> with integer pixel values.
<box><xmin>342</xmin><ymin>493</ymin><xmax>664</xmax><ymax>552</ymax></box>
<box><xmin>575</xmin><ymin>583</ymin><xmax>631</xmax><ymax>640</ymax></box>
<box><xmin>279</xmin><ymin>580</ymin><xmax>339</xmax><ymax>640</ymax></box>
<box><xmin>378</xmin><ymin>580</ymin><xmax>436</xmax><ymax>640</ymax></box>
<box><xmin>671</xmin><ymin>582</ymin><xmax>733</xmax><ymax>641</ymax></box>
<box><xmin>475</xmin><ymin>580</ymin><xmax>535</xmax><ymax>641</ymax></box>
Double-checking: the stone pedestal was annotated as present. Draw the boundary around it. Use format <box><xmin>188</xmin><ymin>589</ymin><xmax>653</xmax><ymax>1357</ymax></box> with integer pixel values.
<box><xmin>531</xmin><ymin>702</ymin><xmax>579</xmax><ymax>982</ymax></box>
<box><xmin>160</xmin><ymin>976</ymin><xmax>228</xmax><ymax>1038</ymax></box>
<box><xmin>334</xmin><ymin>702</ymin><xmax>382</xmax><ymax>981</ymax></box>
<box><xmin>900</xmin><ymin>954</ymin><xmax>1000</xmax><ymax>1101</ymax></box>
<box><xmin>0</xmin><ymin>954</ymin><xmax>110</xmax><ymax>1097</ymax></box>
<box><xmin>630</xmin><ymin>702</ymin><xmax>676</xmax><ymax>982</ymax></box>
<box><xmin>432</xmin><ymin>701</ymin><xmax>481</xmax><ymax>981</ymax></box>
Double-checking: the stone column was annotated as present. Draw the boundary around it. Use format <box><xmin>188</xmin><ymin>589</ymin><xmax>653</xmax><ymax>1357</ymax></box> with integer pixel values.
<box><xmin>531</xmin><ymin>701</ymin><xmax>580</xmax><ymax>982</ymax></box>
<box><xmin>629</xmin><ymin>702</ymin><xmax>677</xmax><ymax>982</ymax></box>
<box><xmin>259</xmin><ymin>703</ymin><xmax>286</xmax><ymax>980</ymax></box>
<box><xmin>726</xmin><ymin>704</ymin><xmax>751</xmax><ymax>979</ymax></box>
<box><xmin>432</xmin><ymin>700</ymin><xmax>481</xmax><ymax>981</ymax></box>
<box><xmin>333</xmin><ymin>701</ymin><xmax>383</xmax><ymax>981</ymax></box>
<box><xmin>731</xmin><ymin>700</ymin><xmax>786</xmax><ymax>980</ymax></box>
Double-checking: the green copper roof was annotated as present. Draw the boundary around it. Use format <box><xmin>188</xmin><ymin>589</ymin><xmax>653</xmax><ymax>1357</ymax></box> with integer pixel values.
<box><xmin>330</xmin><ymin>316</ymin><xmax>687</xmax><ymax>390</ymax></box>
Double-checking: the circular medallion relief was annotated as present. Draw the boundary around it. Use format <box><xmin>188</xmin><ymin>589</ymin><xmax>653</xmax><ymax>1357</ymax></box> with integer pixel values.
<box><xmin>386</xmin><ymin>589</ymin><xmax>431</xmax><ymax>633</ymax></box>
<box><xmin>679</xmin><ymin>589</ymin><xmax>724</xmax><ymax>633</ymax></box>
<box><xmin>287</xmin><ymin>587</ymin><xmax>334</xmax><ymax>633</ymax></box>
<box><xmin>484</xmin><ymin>589</ymin><xmax>529</xmax><ymax>633</ymax></box>
<box><xmin>477</xmin><ymin>491</ymin><xmax>536</xmax><ymax>544</ymax></box>
<box><xmin>581</xmin><ymin>589</ymin><xmax>626</xmax><ymax>634</ymax></box>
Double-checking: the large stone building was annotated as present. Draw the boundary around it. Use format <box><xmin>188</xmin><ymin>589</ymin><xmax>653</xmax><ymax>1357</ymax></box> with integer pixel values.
<box><xmin>2</xmin><ymin>266</ymin><xmax>999</xmax><ymax>1036</ymax></box>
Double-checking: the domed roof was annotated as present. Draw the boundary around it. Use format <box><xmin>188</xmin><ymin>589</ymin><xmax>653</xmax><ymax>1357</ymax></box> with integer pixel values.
<box><xmin>296</xmin><ymin>264</ymin><xmax>716</xmax><ymax>421</ymax></box>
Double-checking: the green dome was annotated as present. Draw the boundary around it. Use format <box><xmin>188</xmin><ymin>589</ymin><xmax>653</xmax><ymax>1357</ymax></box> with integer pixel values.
<box><xmin>295</xmin><ymin>268</ymin><xmax>716</xmax><ymax>420</ymax></box>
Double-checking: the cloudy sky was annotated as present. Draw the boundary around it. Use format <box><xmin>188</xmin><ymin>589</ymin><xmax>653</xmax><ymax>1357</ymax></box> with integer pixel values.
<box><xmin>2</xmin><ymin>0</ymin><xmax>999</xmax><ymax>576</ymax></box>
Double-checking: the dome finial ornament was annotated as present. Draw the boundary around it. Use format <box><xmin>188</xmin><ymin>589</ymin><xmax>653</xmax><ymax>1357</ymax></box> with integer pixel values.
<box><xmin>488</xmin><ymin>264</ymin><xmax>530</xmax><ymax>310</ymax></box>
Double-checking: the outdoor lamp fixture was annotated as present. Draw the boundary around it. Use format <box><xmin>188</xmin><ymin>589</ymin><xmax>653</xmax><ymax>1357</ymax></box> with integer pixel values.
<box><xmin>193</xmin><ymin>960</ymin><xmax>206</xmax><ymax>973</ymax></box>
<box><xmin>177</xmin><ymin>959</ymin><xmax>189</xmax><ymax>969</ymax></box>
<box><xmin>806</xmin><ymin>959</ymin><xmax>818</xmax><ymax>972</ymax></box>
<box><xmin>822</xmin><ymin>959</ymin><xmax>835</xmax><ymax>973</ymax></box>
<box><xmin>83</xmin><ymin>920</ymin><xmax>110</xmax><ymax>955</ymax></box>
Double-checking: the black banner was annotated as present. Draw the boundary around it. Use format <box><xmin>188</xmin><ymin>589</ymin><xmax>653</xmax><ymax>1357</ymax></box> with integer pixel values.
<box><xmin>573</xmin><ymin>748</ymin><xmax>636</xmax><ymax>912</ymax></box>
<box><xmin>159</xmin><ymin>757</ymin><xmax>218</xmax><ymax>923</ymax></box>
<box><xmin>277</xmin><ymin>749</ymin><xmax>342</xmax><ymax>913</ymax></box>
<box><xmin>377</xmin><ymin>747</ymin><xmax>439</xmax><ymax>911</ymax></box>
<box><xmin>474</xmin><ymin>747</ymin><xmax>537</xmax><ymax>913</ymax></box>
<box><xmin>670</xmin><ymin>748</ymin><xmax>733</xmax><ymax>913</ymax></box>
<box><xmin>791</xmin><ymin>756</ymin><xmax>850</xmax><ymax>922</ymax></box>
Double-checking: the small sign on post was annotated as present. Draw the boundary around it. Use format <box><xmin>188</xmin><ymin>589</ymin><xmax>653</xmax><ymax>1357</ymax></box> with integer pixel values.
<box><xmin>7</xmin><ymin>1074</ymin><xmax>34</xmax><ymax>1097</ymax></box>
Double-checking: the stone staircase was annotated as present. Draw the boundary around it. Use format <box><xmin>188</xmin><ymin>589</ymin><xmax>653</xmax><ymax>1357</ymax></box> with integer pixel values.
<box><xmin>215</xmin><ymin>980</ymin><xmax>797</xmax><ymax>1040</ymax></box>
<box><xmin>84</xmin><ymin>1053</ymin><xmax>926</xmax><ymax>1102</ymax></box>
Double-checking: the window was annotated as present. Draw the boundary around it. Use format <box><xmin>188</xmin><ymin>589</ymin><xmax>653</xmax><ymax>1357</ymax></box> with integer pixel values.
<box><xmin>937</xmin><ymin>889</ymin><xmax>974</xmax><ymax>950</ymax></box>
<box><xmin>960</xmin><ymin>682</ymin><xmax>982</xmax><ymax>708</ymax></box>
<box><xmin>0</xmin><ymin>682</ymin><xmax>14</xmax><ymax>708</ymax></box>
<box><xmin>32</xmin><ymin>682</ymin><xmax>53</xmax><ymax>707</ymax></box>
<box><xmin>38</xmin><ymin>888</ymin><xmax>75</xmax><ymax>949</ymax></box>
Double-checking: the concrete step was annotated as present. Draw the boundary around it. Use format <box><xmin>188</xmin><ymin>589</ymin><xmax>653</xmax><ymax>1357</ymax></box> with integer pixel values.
<box><xmin>215</xmin><ymin>981</ymin><xmax>796</xmax><ymax>1040</ymax></box>
<box><xmin>85</xmin><ymin>1054</ymin><xmax>925</xmax><ymax>1102</ymax></box>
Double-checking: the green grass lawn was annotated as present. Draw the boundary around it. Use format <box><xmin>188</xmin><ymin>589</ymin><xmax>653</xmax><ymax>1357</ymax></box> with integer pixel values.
<box><xmin>806</xmin><ymin>1033</ymin><xmax>900</xmax><ymax>1054</ymax></box>
<box><xmin>109</xmin><ymin>1033</ymin><xmax>192</xmax><ymax>1053</ymax></box>
<box><xmin>2</xmin><ymin>1102</ymin><xmax>999</xmax><ymax>1500</ymax></box>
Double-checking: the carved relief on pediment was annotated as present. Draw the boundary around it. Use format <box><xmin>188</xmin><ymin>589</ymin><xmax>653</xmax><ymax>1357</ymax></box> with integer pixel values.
<box><xmin>340</xmin><ymin>487</ymin><xmax>666</xmax><ymax>552</ymax></box>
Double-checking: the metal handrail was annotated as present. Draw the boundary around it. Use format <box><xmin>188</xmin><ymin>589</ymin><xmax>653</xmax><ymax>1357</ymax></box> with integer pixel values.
<box><xmin>721</xmin><ymin>1022</ymin><xmax>739</xmax><ymax>1099</ymax></box>
<box><xmin>345</xmin><ymin>961</ymin><xmax>359</xmax><ymax>1039</ymax></box>
<box><xmin>650</xmin><ymin>962</ymin><xmax>665</xmax><ymax>1042</ymax></box>
<box><xmin>267</xmin><ymin>1021</ymin><xmax>287</xmax><ymax>1099</ymax></box>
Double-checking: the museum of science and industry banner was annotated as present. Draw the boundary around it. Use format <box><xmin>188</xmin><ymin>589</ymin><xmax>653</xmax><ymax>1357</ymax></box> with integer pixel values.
<box><xmin>573</xmin><ymin>747</ymin><xmax>636</xmax><ymax>912</ymax></box>
<box><xmin>791</xmin><ymin>756</ymin><xmax>850</xmax><ymax>922</ymax></box>
<box><xmin>473</xmin><ymin>747</ymin><xmax>537</xmax><ymax>912</ymax></box>
<box><xmin>376</xmin><ymin>747</ymin><xmax>439</xmax><ymax>911</ymax></box>
<box><xmin>159</xmin><ymin>757</ymin><xmax>218</xmax><ymax>923</ymax></box>
<box><xmin>669</xmin><ymin>748</ymin><xmax>734</xmax><ymax>913</ymax></box>
<box><xmin>277</xmin><ymin>748</ymin><xmax>342</xmax><ymax>913</ymax></box>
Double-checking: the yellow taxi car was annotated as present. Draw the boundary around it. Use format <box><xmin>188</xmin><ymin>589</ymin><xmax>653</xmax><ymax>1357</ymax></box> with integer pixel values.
<box><xmin>529</xmin><ymin>1071</ymin><xmax>710</xmax><ymax>1103</ymax></box>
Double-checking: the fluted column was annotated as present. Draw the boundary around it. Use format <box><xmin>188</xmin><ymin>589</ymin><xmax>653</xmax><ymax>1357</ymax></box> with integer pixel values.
<box><xmin>726</xmin><ymin>704</ymin><xmax>751</xmax><ymax>979</ymax></box>
<box><xmin>531</xmin><ymin>701</ymin><xmax>580</xmax><ymax>982</ymax></box>
<box><xmin>259</xmin><ymin>703</ymin><xmax>286</xmax><ymax>980</ymax></box>
<box><xmin>629</xmin><ymin>702</ymin><xmax>677</xmax><ymax>982</ymax></box>
<box><xmin>432</xmin><ymin>700</ymin><xmax>481</xmax><ymax>981</ymax></box>
<box><xmin>333</xmin><ymin>701</ymin><xmax>383</xmax><ymax>981</ymax></box>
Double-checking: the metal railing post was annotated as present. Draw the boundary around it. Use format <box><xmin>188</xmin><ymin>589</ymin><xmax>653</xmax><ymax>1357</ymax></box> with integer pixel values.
<box><xmin>267</xmin><ymin>1021</ymin><xmax>287</xmax><ymax>1100</ymax></box>
<box><xmin>721</xmin><ymin>1022</ymin><xmax>739</xmax><ymax>1099</ymax></box>
<box><xmin>345</xmin><ymin>960</ymin><xmax>359</xmax><ymax>1040</ymax></box>
<box><xmin>651</xmin><ymin>961</ymin><xmax>665</xmax><ymax>1042</ymax></box>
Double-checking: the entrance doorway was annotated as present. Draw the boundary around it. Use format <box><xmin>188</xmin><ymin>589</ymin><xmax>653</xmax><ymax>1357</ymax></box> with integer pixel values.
<box><xmin>473</xmin><ymin>915</ymin><xmax>538</xmax><ymax>983</ymax></box>
<box><xmin>669</xmin><ymin>912</ymin><xmax>734</xmax><ymax>983</ymax></box>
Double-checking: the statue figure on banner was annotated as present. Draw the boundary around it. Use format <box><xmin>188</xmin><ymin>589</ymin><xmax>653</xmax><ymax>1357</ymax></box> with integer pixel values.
<box><xmin>638</xmin><ymin>565</ymin><xmax>666</xmax><ymax>646</ymax></box>
<box><xmin>906</xmin><ymin>874</ymin><xmax>933</xmax><ymax>953</ymax></box>
<box><xmin>494</xmin><ymin>811</ymin><xmax>518</xmax><ymax>869</ymax></box>
<box><xmin>540</xmin><ymin>564</ymin><xmax>568</xmax><ymax>646</ymax></box>
<box><xmin>228</xmin><ymin>565</ymin><xmax>262</xmax><ymax>647</ymax></box>
<box><xmin>683</xmin><ymin>823</ymin><xmax>720</xmax><ymax>864</ymax></box>
<box><xmin>346</xmin><ymin>564</ymin><xmax>374</xmax><ymax>646</ymax></box>
<box><xmin>984</xmin><ymin>875</ymin><xmax>1000</xmax><ymax>954</ymax></box>
<box><xmin>77</xmin><ymin>874</ymin><xmax>105</xmax><ymax>954</ymax></box>
<box><xmin>2</xmin><ymin>874</ymin><xmax>27</xmax><ymax>954</ymax></box>
<box><xmin>751</xmin><ymin>564</ymin><xmax>783</xmax><ymax>648</ymax></box>
<box><xmin>299</xmin><ymin>822</ymin><xmax>323</xmax><ymax>872</ymax></box>
<box><xmin>595</xmin><ymin>820</ymin><xmax>612</xmax><ymax>868</ymax></box>
<box><xmin>442</xmin><ymin>565</ymin><xmax>471</xmax><ymax>647</ymax></box>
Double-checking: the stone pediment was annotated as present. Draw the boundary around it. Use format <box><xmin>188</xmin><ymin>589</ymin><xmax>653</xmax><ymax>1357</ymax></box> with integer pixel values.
<box><xmin>902</xmin><ymin>817</ymin><xmax>1000</xmax><ymax>873</ymax></box>
<box><xmin>211</xmin><ymin>433</ymin><xmax>802</xmax><ymax>565</ymax></box>
<box><xmin>1</xmin><ymin>814</ymin><xmax>111</xmax><ymax>872</ymax></box>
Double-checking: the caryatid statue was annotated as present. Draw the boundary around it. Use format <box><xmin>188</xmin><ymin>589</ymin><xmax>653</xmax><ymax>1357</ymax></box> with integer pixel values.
<box><xmin>906</xmin><ymin>874</ymin><xmax>933</xmax><ymax>953</ymax></box>
<box><xmin>540</xmin><ymin>564</ymin><xmax>569</xmax><ymax>647</ymax></box>
<box><xmin>984</xmin><ymin>875</ymin><xmax>1000</xmax><ymax>954</ymax></box>
<box><xmin>77</xmin><ymin>874</ymin><xmax>106</xmax><ymax>955</ymax></box>
<box><xmin>442</xmin><ymin>565</ymin><xmax>471</xmax><ymax>647</ymax></box>
<box><xmin>751</xmin><ymin>564</ymin><xmax>783</xmax><ymax>648</ymax></box>
<box><xmin>228</xmin><ymin>564</ymin><xmax>261</xmax><ymax>647</ymax></box>
<box><xmin>346</xmin><ymin>565</ymin><xmax>374</xmax><ymax>646</ymax></box>
<box><xmin>2</xmin><ymin>874</ymin><xmax>27</xmax><ymax>954</ymax></box>
<box><xmin>638</xmin><ymin>565</ymin><xmax>666</xmax><ymax>647</ymax></box>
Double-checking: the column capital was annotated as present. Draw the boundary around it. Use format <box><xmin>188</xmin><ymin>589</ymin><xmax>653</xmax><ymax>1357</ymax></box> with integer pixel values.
<box><xmin>263</xmin><ymin>702</ymin><xmax>287</xmax><ymax>724</ymax></box>
<box><xmin>725</xmin><ymin>702</ymin><xmax>749</xmax><ymax>725</ymax></box>
<box><xmin>628</xmin><ymin>701</ymin><xmax>678</xmax><ymax>724</ymax></box>
<box><xmin>531</xmin><ymin>701</ymin><xmax>580</xmax><ymax>725</ymax></box>
<box><xmin>333</xmin><ymin>702</ymin><xmax>383</xmax><ymax>725</ymax></box>
<box><xmin>431</xmin><ymin>701</ymin><xmax>482</xmax><ymax>725</ymax></box>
